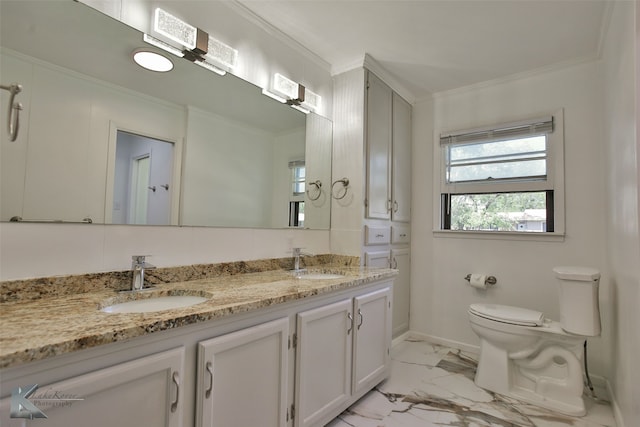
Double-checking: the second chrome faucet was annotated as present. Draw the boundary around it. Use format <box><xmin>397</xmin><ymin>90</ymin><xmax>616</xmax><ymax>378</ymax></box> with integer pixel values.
<box><xmin>131</xmin><ymin>255</ymin><xmax>156</xmax><ymax>291</ymax></box>
<box><xmin>292</xmin><ymin>247</ymin><xmax>313</xmax><ymax>275</ymax></box>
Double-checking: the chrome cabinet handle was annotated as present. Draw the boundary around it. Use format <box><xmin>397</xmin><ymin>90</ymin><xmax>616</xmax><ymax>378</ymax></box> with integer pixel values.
<box><xmin>171</xmin><ymin>371</ymin><xmax>180</xmax><ymax>413</ymax></box>
<box><xmin>205</xmin><ymin>361</ymin><xmax>213</xmax><ymax>399</ymax></box>
<box><xmin>392</xmin><ymin>257</ymin><xmax>398</xmax><ymax>269</ymax></box>
<box><xmin>357</xmin><ymin>309</ymin><xmax>363</xmax><ymax>330</ymax></box>
<box><xmin>347</xmin><ymin>313</ymin><xmax>353</xmax><ymax>334</ymax></box>
<box><xmin>393</xmin><ymin>200</ymin><xmax>398</xmax><ymax>212</ymax></box>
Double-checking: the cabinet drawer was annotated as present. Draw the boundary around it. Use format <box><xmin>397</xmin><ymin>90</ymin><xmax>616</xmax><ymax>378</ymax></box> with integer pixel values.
<box><xmin>364</xmin><ymin>226</ymin><xmax>391</xmax><ymax>245</ymax></box>
<box><xmin>391</xmin><ymin>225</ymin><xmax>410</xmax><ymax>244</ymax></box>
<box><xmin>364</xmin><ymin>250</ymin><xmax>390</xmax><ymax>268</ymax></box>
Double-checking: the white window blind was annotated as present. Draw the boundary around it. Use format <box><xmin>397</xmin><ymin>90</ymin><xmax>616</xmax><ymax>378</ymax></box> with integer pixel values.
<box><xmin>441</xmin><ymin>116</ymin><xmax>554</xmax><ymax>187</ymax></box>
<box><xmin>440</xmin><ymin>116</ymin><xmax>553</xmax><ymax>146</ymax></box>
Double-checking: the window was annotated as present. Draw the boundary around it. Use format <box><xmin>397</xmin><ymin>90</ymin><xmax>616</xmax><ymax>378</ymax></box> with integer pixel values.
<box><xmin>289</xmin><ymin>160</ymin><xmax>305</xmax><ymax>227</ymax></box>
<box><xmin>290</xmin><ymin>160</ymin><xmax>306</xmax><ymax>196</ymax></box>
<box><xmin>439</xmin><ymin>112</ymin><xmax>564</xmax><ymax>234</ymax></box>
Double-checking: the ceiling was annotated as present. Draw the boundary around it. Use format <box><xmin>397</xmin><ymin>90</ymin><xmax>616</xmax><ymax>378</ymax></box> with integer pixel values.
<box><xmin>235</xmin><ymin>0</ymin><xmax>611</xmax><ymax>99</ymax></box>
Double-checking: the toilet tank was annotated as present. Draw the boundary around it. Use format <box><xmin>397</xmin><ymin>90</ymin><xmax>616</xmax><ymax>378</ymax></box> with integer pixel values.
<box><xmin>553</xmin><ymin>266</ymin><xmax>601</xmax><ymax>336</ymax></box>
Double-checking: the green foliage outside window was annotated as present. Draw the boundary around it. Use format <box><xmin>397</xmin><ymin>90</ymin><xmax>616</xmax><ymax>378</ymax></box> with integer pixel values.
<box><xmin>450</xmin><ymin>192</ymin><xmax>546</xmax><ymax>231</ymax></box>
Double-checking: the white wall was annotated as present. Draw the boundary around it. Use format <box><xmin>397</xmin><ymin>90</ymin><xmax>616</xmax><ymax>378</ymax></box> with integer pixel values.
<box><xmin>411</xmin><ymin>60</ymin><xmax>611</xmax><ymax>376</ymax></box>
<box><xmin>602</xmin><ymin>1</ymin><xmax>639</xmax><ymax>425</ymax></box>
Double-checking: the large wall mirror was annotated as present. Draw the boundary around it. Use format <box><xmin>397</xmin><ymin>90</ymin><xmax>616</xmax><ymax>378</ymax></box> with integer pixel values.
<box><xmin>0</xmin><ymin>0</ymin><xmax>332</xmax><ymax>229</ymax></box>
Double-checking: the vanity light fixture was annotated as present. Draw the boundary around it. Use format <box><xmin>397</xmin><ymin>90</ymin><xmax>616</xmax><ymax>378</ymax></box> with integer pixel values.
<box><xmin>302</xmin><ymin>88</ymin><xmax>321</xmax><ymax>112</ymax></box>
<box><xmin>273</xmin><ymin>73</ymin><xmax>304</xmax><ymax>104</ymax></box>
<box><xmin>150</xmin><ymin>8</ymin><xmax>238</xmax><ymax>77</ymax></box>
<box><xmin>194</xmin><ymin>59</ymin><xmax>226</xmax><ymax>76</ymax></box>
<box><xmin>132</xmin><ymin>49</ymin><xmax>174</xmax><ymax>72</ymax></box>
<box><xmin>262</xmin><ymin>73</ymin><xmax>320</xmax><ymax>114</ymax></box>
<box><xmin>261</xmin><ymin>88</ymin><xmax>287</xmax><ymax>103</ymax></box>
<box><xmin>153</xmin><ymin>8</ymin><xmax>197</xmax><ymax>50</ymax></box>
<box><xmin>143</xmin><ymin>34</ymin><xmax>184</xmax><ymax>58</ymax></box>
<box><xmin>205</xmin><ymin>36</ymin><xmax>238</xmax><ymax>71</ymax></box>
<box><xmin>290</xmin><ymin>104</ymin><xmax>311</xmax><ymax>114</ymax></box>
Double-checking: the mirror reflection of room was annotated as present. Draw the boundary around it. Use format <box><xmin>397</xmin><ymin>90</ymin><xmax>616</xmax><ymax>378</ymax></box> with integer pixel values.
<box><xmin>112</xmin><ymin>131</ymin><xmax>174</xmax><ymax>226</ymax></box>
<box><xmin>0</xmin><ymin>0</ymin><xmax>332</xmax><ymax>230</ymax></box>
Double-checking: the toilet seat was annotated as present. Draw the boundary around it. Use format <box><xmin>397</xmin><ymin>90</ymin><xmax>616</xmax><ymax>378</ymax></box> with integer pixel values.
<box><xmin>469</xmin><ymin>303</ymin><xmax>544</xmax><ymax>327</ymax></box>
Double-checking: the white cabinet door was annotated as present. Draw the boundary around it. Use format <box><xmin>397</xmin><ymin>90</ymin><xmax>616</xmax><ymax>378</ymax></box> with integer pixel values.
<box><xmin>0</xmin><ymin>347</ymin><xmax>184</xmax><ymax>427</ymax></box>
<box><xmin>391</xmin><ymin>248</ymin><xmax>411</xmax><ymax>337</ymax></box>
<box><xmin>391</xmin><ymin>93</ymin><xmax>412</xmax><ymax>223</ymax></box>
<box><xmin>352</xmin><ymin>287</ymin><xmax>392</xmax><ymax>395</ymax></box>
<box><xmin>365</xmin><ymin>71</ymin><xmax>392</xmax><ymax>220</ymax></box>
<box><xmin>295</xmin><ymin>299</ymin><xmax>353</xmax><ymax>427</ymax></box>
<box><xmin>196</xmin><ymin>318</ymin><xmax>289</xmax><ymax>427</ymax></box>
<box><xmin>364</xmin><ymin>250</ymin><xmax>390</xmax><ymax>268</ymax></box>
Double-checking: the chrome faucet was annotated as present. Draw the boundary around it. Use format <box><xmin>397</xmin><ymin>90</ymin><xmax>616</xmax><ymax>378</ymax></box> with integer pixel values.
<box><xmin>131</xmin><ymin>255</ymin><xmax>156</xmax><ymax>291</ymax></box>
<box><xmin>292</xmin><ymin>248</ymin><xmax>312</xmax><ymax>274</ymax></box>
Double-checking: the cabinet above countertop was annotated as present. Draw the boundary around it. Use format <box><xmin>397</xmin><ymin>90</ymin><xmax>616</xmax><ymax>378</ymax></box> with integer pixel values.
<box><xmin>0</xmin><ymin>265</ymin><xmax>397</xmax><ymax>369</ymax></box>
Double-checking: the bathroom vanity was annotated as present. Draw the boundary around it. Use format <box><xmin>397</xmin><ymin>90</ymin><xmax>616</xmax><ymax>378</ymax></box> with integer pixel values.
<box><xmin>0</xmin><ymin>264</ymin><xmax>395</xmax><ymax>427</ymax></box>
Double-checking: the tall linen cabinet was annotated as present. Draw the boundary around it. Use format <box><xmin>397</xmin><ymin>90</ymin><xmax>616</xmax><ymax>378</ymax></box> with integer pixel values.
<box><xmin>332</xmin><ymin>67</ymin><xmax>412</xmax><ymax>338</ymax></box>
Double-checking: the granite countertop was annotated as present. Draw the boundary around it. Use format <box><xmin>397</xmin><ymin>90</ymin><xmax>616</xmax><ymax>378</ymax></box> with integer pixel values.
<box><xmin>0</xmin><ymin>266</ymin><xmax>396</xmax><ymax>369</ymax></box>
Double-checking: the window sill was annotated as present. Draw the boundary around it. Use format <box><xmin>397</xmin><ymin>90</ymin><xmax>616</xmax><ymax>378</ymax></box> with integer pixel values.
<box><xmin>432</xmin><ymin>230</ymin><xmax>565</xmax><ymax>242</ymax></box>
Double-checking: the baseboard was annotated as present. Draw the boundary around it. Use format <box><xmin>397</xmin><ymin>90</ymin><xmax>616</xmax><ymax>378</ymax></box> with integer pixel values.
<box><xmin>587</xmin><ymin>373</ymin><xmax>608</xmax><ymax>392</ymax></box>
<box><xmin>406</xmin><ymin>331</ymin><xmax>480</xmax><ymax>355</ymax></box>
<box><xmin>605</xmin><ymin>379</ymin><xmax>626</xmax><ymax>427</ymax></box>
<box><xmin>391</xmin><ymin>331</ymin><xmax>411</xmax><ymax>347</ymax></box>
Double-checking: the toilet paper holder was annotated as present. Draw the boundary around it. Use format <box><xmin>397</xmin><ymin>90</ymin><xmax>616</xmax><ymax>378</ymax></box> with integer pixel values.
<box><xmin>464</xmin><ymin>274</ymin><xmax>497</xmax><ymax>285</ymax></box>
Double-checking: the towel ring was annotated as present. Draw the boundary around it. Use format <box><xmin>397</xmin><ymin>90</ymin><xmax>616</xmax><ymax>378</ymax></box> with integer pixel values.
<box><xmin>306</xmin><ymin>180</ymin><xmax>322</xmax><ymax>201</ymax></box>
<box><xmin>0</xmin><ymin>83</ymin><xmax>22</xmax><ymax>142</ymax></box>
<box><xmin>331</xmin><ymin>178</ymin><xmax>350</xmax><ymax>200</ymax></box>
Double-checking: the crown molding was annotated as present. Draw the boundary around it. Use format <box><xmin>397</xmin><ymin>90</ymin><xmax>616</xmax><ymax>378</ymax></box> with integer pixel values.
<box><xmin>225</xmin><ymin>1</ymin><xmax>331</xmax><ymax>73</ymax></box>
<box><xmin>363</xmin><ymin>54</ymin><xmax>416</xmax><ymax>104</ymax></box>
<box><xmin>332</xmin><ymin>53</ymin><xmax>416</xmax><ymax>104</ymax></box>
<box><xmin>433</xmin><ymin>53</ymin><xmax>600</xmax><ymax>100</ymax></box>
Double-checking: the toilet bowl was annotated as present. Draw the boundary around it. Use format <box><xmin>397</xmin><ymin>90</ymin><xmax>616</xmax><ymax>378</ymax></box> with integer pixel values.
<box><xmin>468</xmin><ymin>266</ymin><xmax>601</xmax><ymax>416</ymax></box>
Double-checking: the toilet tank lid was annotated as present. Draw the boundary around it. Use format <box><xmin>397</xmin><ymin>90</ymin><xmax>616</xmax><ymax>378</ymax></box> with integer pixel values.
<box><xmin>553</xmin><ymin>266</ymin><xmax>600</xmax><ymax>281</ymax></box>
<box><xmin>469</xmin><ymin>303</ymin><xmax>544</xmax><ymax>326</ymax></box>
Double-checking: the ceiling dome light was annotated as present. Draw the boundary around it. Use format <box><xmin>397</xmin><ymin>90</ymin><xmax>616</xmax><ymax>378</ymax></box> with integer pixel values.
<box><xmin>132</xmin><ymin>49</ymin><xmax>174</xmax><ymax>72</ymax></box>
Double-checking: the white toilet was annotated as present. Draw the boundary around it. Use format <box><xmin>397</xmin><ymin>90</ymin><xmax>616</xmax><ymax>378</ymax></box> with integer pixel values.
<box><xmin>468</xmin><ymin>266</ymin><xmax>601</xmax><ymax>416</ymax></box>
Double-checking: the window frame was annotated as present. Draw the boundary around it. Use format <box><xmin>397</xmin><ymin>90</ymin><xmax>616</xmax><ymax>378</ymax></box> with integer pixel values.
<box><xmin>435</xmin><ymin>109</ymin><xmax>565</xmax><ymax>239</ymax></box>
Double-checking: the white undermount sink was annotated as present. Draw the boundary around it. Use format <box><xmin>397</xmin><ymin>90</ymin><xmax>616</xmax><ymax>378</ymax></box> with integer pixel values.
<box><xmin>101</xmin><ymin>294</ymin><xmax>208</xmax><ymax>314</ymax></box>
<box><xmin>297</xmin><ymin>273</ymin><xmax>344</xmax><ymax>280</ymax></box>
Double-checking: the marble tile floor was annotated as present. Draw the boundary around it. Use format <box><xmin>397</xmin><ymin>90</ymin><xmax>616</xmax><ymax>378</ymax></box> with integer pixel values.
<box><xmin>328</xmin><ymin>338</ymin><xmax>616</xmax><ymax>427</ymax></box>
